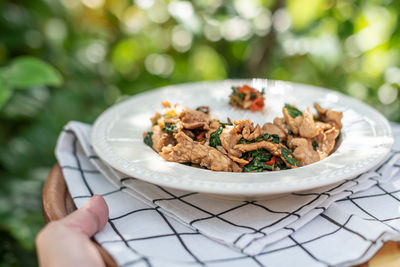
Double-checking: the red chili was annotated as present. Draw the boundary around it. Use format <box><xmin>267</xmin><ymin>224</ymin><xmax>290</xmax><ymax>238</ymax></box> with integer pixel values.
<box><xmin>265</xmin><ymin>156</ymin><xmax>276</xmax><ymax>165</ymax></box>
<box><xmin>250</xmin><ymin>97</ymin><xmax>264</xmax><ymax>111</ymax></box>
<box><xmin>238</xmin><ymin>85</ymin><xmax>256</xmax><ymax>94</ymax></box>
<box><xmin>196</xmin><ymin>132</ymin><xmax>205</xmax><ymax>141</ymax></box>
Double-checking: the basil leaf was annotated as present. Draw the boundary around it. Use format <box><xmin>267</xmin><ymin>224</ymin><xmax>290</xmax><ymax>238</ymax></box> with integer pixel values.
<box><xmin>250</xmin><ymin>92</ymin><xmax>258</xmax><ymax>99</ymax></box>
<box><xmin>242</xmin><ymin>150</ymin><xmax>273</xmax><ymax>172</ymax></box>
<box><xmin>217</xmin><ymin>120</ymin><xmax>227</xmax><ymax>128</ymax></box>
<box><xmin>312</xmin><ymin>141</ymin><xmax>319</xmax><ymax>151</ymax></box>
<box><xmin>196</xmin><ymin>106</ymin><xmax>209</xmax><ymax>114</ymax></box>
<box><xmin>209</xmin><ymin>127</ymin><xmax>223</xmax><ymax>147</ymax></box>
<box><xmin>144</xmin><ymin>132</ymin><xmax>153</xmax><ymax>147</ymax></box>
<box><xmin>276</xmin><ymin>162</ymin><xmax>288</xmax><ymax>170</ymax></box>
<box><xmin>243</xmin><ymin>161</ymin><xmax>272</xmax><ymax>172</ymax></box>
<box><xmin>284</xmin><ymin>104</ymin><xmax>302</xmax><ymax>118</ymax></box>
<box><xmin>238</xmin><ymin>138</ymin><xmax>252</xmax><ymax>144</ymax></box>
<box><xmin>162</xmin><ymin>124</ymin><xmax>176</xmax><ymax>133</ymax></box>
<box><xmin>281</xmin><ymin>146</ymin><xmax>298</xmax><ymax>166</ymax></box>
<box><xmin>269</xmin><ymin>134</ymin><xmax>280</xmax><ymax>144</ymax></box>
<box><xmin>231</xmin><ymin>86</ymin><xmax>245</xmax><ymax>100</ymax></box>
<box><xmin>253</xmin><ymin>133</ymin><xmax>269</xmax><ymax>142</ymax></box>
<box><xmin>240</xmin><ymin>133</ymin><xmax>280</xmax><ymax>144</ymax></box>
<box><xmin>243</xmin><ymin>149</ymin><xmax>270</xmax><ymax>158</ymax></box>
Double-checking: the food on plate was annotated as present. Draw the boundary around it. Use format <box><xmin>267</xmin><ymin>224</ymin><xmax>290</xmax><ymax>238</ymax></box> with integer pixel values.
<box><xmin>229</xmin><ymin>84</ymin><xmax>265</xmax><ymax>111</ymax></box>
<box><xmin>143</xmin><ymin>101</ymin><xmax>343</xmax><ymax>172</ymax></box>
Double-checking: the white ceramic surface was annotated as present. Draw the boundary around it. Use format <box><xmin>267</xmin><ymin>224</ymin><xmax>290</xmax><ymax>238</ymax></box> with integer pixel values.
<box><xmin>91</xmin><ymin>79</ymin><xmax>394</xmax><ymax>197</ymax></box>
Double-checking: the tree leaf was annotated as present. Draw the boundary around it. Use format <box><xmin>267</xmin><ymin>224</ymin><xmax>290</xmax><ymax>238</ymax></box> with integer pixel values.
<box><xmin>0</xmin><ymin>77</ymin><xmax>12</xmax><ymax>108</ymax></box>
<box><xmin>5</xmin><ymin>57</ymin><xmax>63</xmax><ymax>89</ymax></box>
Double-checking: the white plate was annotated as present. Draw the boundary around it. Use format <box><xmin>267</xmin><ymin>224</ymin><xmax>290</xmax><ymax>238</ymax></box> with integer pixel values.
<box><xmin>91</xmin><ymin>79</ymin><xmax>394</xmax><ymax>197</ymax></box>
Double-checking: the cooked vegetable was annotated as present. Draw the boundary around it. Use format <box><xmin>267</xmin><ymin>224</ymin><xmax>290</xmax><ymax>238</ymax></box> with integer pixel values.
<box><xmin>230</xmin><ymin>85</ymin><xmax>265</xmax><ymax>111</ymax></box>
<box><xmin>144</xmin><ymin>100</ymin><xmax>342</xmax><ymax>173</ymax></box>
<box><xmin>162</xmin><ymin>124</ymin><xmax>176</xmax><ymax>133</ymax></box>
<box><xmin>144</xmin><ymin>132</ymin><xmax>153</xmax><ymax>147</ymax></box>
<box><xmin>276</xmin><ymin>161</ymin><xmax>289</xmax><ymax>170</ymax></box>
<box><xmin>209</xmin><ymin>127</ymin><xmax>223</xmax><ymax>147</ymax></box>
<box><xmin>218</xmin><ymin>121</ymin><xmax>227</xmax><ymax>128</ymax></box>
<box><xmin>265</xmin><ymin>156</ymin><xmax>276</xmax><ymax>166</ymax></box>
<box><xmin>281</xmin><ymin>146</ymin><xmax>298</xmax><ymax>166</ymax></box>
<box><xmin>312</xmin><ymin>141</ymin><xmax>319</xmax><ymax>151</ymax></box>
<box><xmin>284</xmin><ymin>104</ymin><xmax>302</xmax><ymax>118</ymax></box>
<box><xmin>258</xmin><ymin>133</ymin><xmax>279</xmax><ymax>144</ymax></box>
<box><xmin>232</xmin><ymin>87</ymin><xmax>246</xmax><ymax>100</ymax></box>
<box><xmin>196</xmin><ymin>106</ymin><xmax>210</xmax><ymax>114</ymax></box>
<box><xmin>239</xmin><ymin>133</ymin><xmax>280</xmax><ymax>144</ymax></box>
<box><xmin>242</xmin><ymin>150</ymin><xmax>273</xmax><ymax>172</ymax></box>
<box><xmin>196</xmin><ymin>132</ymin><xmax>206</xmax><ymax>141</ymax></box>
<box><xmin>250</xmin><ymin>97</ymin><xmax>264</xmax><ymax>111</ymax></box>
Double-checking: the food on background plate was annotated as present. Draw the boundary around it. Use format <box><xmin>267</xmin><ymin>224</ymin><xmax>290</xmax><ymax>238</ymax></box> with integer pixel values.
<box><xmin>229</xmin><ymin>84</ymin><xmax>265</xmax><ymax>111</ymax></box>
<box><xmin>143</xmin><ymin>101</ymin><xmax>343</xmax><ymax>173</ymax></box>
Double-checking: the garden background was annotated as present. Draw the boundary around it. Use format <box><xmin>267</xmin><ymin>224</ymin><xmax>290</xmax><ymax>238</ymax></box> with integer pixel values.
<box><xmin>1</xmin><ymin>0</ymin><xmax>400</xmax><ymax>265</ymax></box>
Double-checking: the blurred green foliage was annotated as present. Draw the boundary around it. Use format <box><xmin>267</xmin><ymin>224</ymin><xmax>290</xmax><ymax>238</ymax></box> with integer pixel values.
<box><xmin>0</xmin><ymin>57</ymin><xmax>62</xmax><ymax>107</ymax></box>
<box><xmin>1</xmin><ymin>0</ymin><xmax>400</xmax><ymax>265</ymax></box>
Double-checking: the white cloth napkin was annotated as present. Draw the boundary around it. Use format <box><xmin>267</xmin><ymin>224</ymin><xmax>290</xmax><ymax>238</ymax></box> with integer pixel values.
<box><xmin>56</xmin><ymin>121</ymin><xmax>400</xmax><ymax>267</ymax></box>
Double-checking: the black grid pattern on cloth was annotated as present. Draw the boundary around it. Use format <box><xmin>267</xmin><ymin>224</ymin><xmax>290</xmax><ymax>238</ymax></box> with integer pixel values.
<box><xmin>336</xmin><ymin>184</ymin><xmax>400</xmax><ymax>234</ymax></box>
<box><xmin>63</xmin><ymin>130</ymin><xmax>264</xmax><ymax>266</ymax></box>
<box><xmin>116</xmin><ymin>167</ymin><xmax>382</xmax><ymax>254</ymax></box>
<box><xmin>64</xmin><ymin>131</ymin><xmax>152</xmax><ymax>267</ymax></box>
<box><xmin>235</xmin><ymin>172</ymin><xmax>376</xmax><ymax>252</ymax></box>
<box><xmin>60</xmin><ymin>127</ymin><xmax>400</xmax><ymax>267</ymax></box>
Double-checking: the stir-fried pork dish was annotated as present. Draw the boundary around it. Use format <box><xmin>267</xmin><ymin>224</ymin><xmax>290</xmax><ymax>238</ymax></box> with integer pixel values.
<box><xmin>229</xmin><ymin>85</ymin><xmax>265</xmax><ymax>111</ymax></box>
<box><xmin>143</xmin><ymin>101</ymin><xmax>342</xmax><ymax>172</ymax></box>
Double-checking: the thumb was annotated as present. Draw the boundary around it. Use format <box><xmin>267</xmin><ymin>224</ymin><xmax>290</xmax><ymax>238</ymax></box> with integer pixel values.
<box><xmin>60</xmin><ymin>194</ymin><xmax>109</xmax><ymax>237</ymax></box>
<box><xmin>36</xmin><ymin>195</ymin><xmax>109</xmax><ymax>267</ymax></box>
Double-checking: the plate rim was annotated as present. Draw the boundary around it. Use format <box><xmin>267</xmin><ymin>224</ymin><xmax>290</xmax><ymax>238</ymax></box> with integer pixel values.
<box><xmin>91</xmin><ymin>79</ymin><xmax>394</xmax><ymax>196</ymax></box>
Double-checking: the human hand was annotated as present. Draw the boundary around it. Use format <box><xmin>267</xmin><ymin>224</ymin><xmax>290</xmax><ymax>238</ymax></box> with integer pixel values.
<box><xmin>36</xmin><ymin>195</ymin><xmax>109</xmax><ymax>267</ymax></box>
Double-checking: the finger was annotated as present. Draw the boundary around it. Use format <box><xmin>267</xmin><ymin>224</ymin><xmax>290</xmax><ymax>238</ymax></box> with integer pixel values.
<box><xmin>60</xmin><ymin>194</ymin><xmax>109</xmax><ymax>237</ymax></box>
<box><xmin>36</xmin><ymin>195</ymin><xmax>108</xmax><ymax>267</ymax></box>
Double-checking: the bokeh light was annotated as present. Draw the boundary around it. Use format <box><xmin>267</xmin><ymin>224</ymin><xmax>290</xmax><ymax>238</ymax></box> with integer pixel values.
<box><xmin>1</xmin><ymin>1</ymin><xmax>400</xmax><ymax>263</ymax></box>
